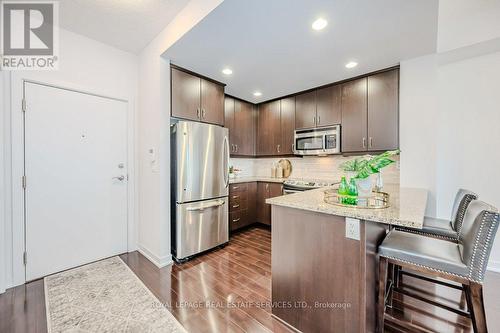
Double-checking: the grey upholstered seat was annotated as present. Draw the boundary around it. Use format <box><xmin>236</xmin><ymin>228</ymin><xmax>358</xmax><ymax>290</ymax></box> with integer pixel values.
<box><xmin>419</xmin><ymin>217</ymin><xmax>457</xmax><ymax>239</ymax></box>
<box><xmin>379</xmin><ymin>230</ymin><xmax>468</xmax><ymax>277</ymax></box>
<box><xmin>380</xmin><ymin>200</ymin><xmax>499</xmax><ymax>282</ymax></box>
<box><xmin>399</xmin><ymin>188</ymin><xmax>478</xmax><ymax>240</ymax></box>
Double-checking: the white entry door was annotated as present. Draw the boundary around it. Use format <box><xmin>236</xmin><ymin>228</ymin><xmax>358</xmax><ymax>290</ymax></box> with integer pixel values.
<box><xmin>24</xmin><ymin>82</ymin><xmax>128</xmax><ymax>281</ymax></box>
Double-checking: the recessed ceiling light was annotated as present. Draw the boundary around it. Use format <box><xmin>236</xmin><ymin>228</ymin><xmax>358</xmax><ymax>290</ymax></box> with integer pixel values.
<box><xmin>345</xmin><ymin>61</ymin><xmax>358</xmax><ymax>69</ymax></box>
<box><xmin>222</xmin><ymin>68</ymin><xmax>233</xmax><ymax>75</ymax></box>
<box><xmin>312</xmin><ymin>18</ymin><xmax>328</xmax><ymax>31</ymax></box>
<box><xmin>253</xmin><ymin>91</ymin><xmax>262</xmax><ymax>97</ymax></box>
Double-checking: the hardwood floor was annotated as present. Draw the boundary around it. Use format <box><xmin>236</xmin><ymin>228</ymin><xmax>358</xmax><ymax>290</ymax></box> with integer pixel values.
<box><xmin>1</xmin><ymin>226</ymin><xmax>500</xmax><ymax>333</ymax></box>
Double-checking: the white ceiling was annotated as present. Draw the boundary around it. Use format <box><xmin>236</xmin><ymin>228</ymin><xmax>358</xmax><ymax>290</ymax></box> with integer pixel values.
<box><xmin>165</xmin><ymin>0</ymin><xmax>439</xmax><ymax>103</ymax></box>
<box><xmin>59</xmin><ymin>0</ymin><xmax>190</xmax><ymax>54</ymax></box>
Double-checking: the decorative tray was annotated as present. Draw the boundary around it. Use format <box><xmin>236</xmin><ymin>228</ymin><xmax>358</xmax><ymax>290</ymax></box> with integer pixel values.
<box><xmin>323</xmin><ymin>189</ymin><xmax>390</xmax><ymax>209</ymax></box>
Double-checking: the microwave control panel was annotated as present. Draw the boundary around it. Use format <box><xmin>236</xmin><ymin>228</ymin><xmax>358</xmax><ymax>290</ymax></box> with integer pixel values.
<box><xmin>325</xmin><ymin>134</ymin><xmax>337</xmax><ymax>149</ymax></box>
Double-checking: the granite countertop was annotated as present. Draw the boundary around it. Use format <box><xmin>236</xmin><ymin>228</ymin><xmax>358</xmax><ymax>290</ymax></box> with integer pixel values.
<box><xmin>266</xmin><ymin>184</ymin><xmax>428</xmax><ymax>229</ymax></box>
<box><xmin>229</xmin><ymin>176</ymin><xmax>286</xmax><ymax>184</ymax></box>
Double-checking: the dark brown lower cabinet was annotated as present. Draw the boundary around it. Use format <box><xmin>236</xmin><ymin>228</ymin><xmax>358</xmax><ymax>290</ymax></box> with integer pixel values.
<box><xmin>230</xmin><ymin>181</ymin><xmax>284</xmax><ymax>229</ymax></box>
<box><xmin>229</xmin><ymin>182</ymin><xmax>258</xmax><ymax>231</ymax></box>
<box><xmin>247</xmin><ymin>182</ymin><xmax>257</xmax><ymax>225</ymax></box>
<box><xmin>257</xmin><ymin>182</ymin><xmax>283</xmax><ymax>225</ymax></box>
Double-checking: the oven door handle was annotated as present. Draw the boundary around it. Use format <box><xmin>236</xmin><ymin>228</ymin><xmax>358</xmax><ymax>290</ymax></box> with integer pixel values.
<box><xmin>283</xmin><ymin>188</ymin><xmax>303</xmax><ymax>194</ymax></box>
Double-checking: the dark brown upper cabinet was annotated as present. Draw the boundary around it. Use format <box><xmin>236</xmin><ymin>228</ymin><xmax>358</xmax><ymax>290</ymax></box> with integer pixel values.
<box><xmin>171</xmin><ymin>67</ymin><xmax>201</xmax><ymax>122</ymax></box>
<box><xmin>341</xmin><ymin>68</ymin><xmax>399</xmax><ymax>153</ymax></box>
<box><xmin>280</xmin><ymin>97</ymin><xmax>296</xmax><ymax>155</ymax></box>
<box><xmin>225</xmin><ymin>96</ymin><xmax>256</xmax><ymax>156</ymax></box>
<box><xmin>171</xmin><ymin>67</ymin><xmax>224</xmax><ymax>126</ymax></box>
<box><xmin>316</xmin><ymin>85</ymin><xmax>341</xmax><ymax>127</ymax></box>
<box><xmin>367</xmin><ymin>69</ymin><xmax>399</xmax><ymax>151</ymax></box>
<box><xmin>233</xmin><ymin>99</ymin><xmax>256</xmax><ymax>156</ymax></box>
<box><xmin>257</xmin><ymin>100</ymin><xmax>282</xmax><ymax>156</ymax></box>
<box><xmin>295</xmin><ymin>85</ymin><xmax>341</xmax><ymax>129</ymax></box>
<box><xmin>295</xmin><ymin>91</ymin><xmax>316</xmax><ymax>129</ymax></box>
<box><xmin>341</xmin><ymin>78</ymin><xmax>368</xmax><ymax>152</ymax></box>
<box><xmin>224</xmin><ymin>96</ymin><xmax>235</xmax><ymax>146</ymax></box>
<box><xmin>257</xmin><ymin>98</ymin><xmax>295</xmax><ymax>156</ymax></box>
<box><xmin>201</xmin><ymin>79</ymin><xmax>224</xmax><ymax>125</ymax></box>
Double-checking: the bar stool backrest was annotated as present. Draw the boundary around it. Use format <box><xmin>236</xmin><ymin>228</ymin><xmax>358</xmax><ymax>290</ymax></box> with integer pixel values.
<box><xmin>451</xmin><ymin>189</ymin><xmax>478</xmax><ymax>233</ymax></box>
<box><xmin>460</xmin><ymin>200</ymin><xmax>499</xmax><ymax>282</ymax></box>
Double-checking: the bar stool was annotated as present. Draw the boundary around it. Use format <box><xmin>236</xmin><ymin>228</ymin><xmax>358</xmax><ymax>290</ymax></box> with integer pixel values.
<box><xmin>397</xmin><ymin>188</ymin><xmax>477</xmax><ymax>240</ymax></box>
<box><xmin>377</xmin><ymin>200</ymin><xmax>500</xmax><ymax>333</ymax></box>
<box><xmin>394</xmin><ymin>189</ymin><xmax>477</xmax><ymax>287</ymax></box>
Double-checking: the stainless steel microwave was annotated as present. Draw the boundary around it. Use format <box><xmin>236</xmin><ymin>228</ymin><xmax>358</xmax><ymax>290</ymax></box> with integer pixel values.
<box><xmin>293</xmin><ymin>125</ymin><xmax>341</xmax><ymax>156</ymax></box>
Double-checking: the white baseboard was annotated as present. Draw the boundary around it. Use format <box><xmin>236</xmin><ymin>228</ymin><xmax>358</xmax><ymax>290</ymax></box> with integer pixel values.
<box><xmin>488</xmin><ymin>260</ymin><xmax>500</xmax><ymax>273</ymax></box>
<box><xmin>137</xmin><ymin>245</ymin><xmax>173</xmax><ymax>268</ymax></box>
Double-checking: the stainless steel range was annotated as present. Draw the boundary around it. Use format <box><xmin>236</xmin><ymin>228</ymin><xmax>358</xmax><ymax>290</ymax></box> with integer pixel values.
<box><xmin>282</xmin><ymin>179</ymin><xmax>339</xmax><ymax>194</ymax></box>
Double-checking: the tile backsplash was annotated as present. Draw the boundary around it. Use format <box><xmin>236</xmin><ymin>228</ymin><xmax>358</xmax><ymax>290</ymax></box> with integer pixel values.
<box><xmin>230</xmin><ymin>155</ymin><xmax>400</xmax><ymax>184</ymax></box>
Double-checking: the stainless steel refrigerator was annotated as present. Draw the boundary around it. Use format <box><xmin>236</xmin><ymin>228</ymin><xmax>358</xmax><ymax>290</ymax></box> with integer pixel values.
<box><xmin>171</xmin><ymin>120</ymin><xmax>230</xmax><ymax>261</ymax></box>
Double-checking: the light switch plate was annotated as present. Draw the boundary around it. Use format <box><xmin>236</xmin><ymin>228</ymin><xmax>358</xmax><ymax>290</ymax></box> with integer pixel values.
<box><xmin>346</xmin><ymin>218</ymin><xmax>360</xmax><ymax>240</ymax></box>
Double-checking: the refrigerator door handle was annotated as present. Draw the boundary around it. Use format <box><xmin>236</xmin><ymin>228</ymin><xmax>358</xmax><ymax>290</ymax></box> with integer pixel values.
<box><xmin>186</xmin><ymin>199</ymin><xmax>225</xmax><ymax>211</ymax></box>
<box><xmin>223</xmin><ymin>135</ymin><xmax>230</xmax><ymax>188</ymax></box>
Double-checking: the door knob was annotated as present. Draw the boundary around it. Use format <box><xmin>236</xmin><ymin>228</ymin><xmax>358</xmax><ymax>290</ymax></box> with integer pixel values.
<box><xmin>113</xmin><ymin>175</ymin><xmax>125</xmax><ymax>181</ymax></box>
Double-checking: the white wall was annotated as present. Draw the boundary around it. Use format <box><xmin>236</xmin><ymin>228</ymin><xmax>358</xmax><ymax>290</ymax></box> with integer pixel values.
<box><xmin>399</xmin><ymin>54</ymin><xmax>438</xmax><ymax>216</ymax></box>
<box><xmin>2</xmin><ymin>28</ymin><xmax>138</xmax><ymax>289</ymax></box>
<box><xmin>0</xmin><ymin>71</ymin><xmax>7</xmax><ymax>294</ymax></box>
<box><xmin>400</xmin><ymin>0</ymin><xmax>500</xmax><ymax>271</ymax></box>
<box><xmin>436</xmin><ymin>50</ymin><xmax>500</xmax><ymax>270</ymax></box>
<box><xmin>136</xmin><ymin>0</ymin><xmax>223</xmax><ymax>267</ymax></box>
<box><xmin>437</xmin><ymin>0</ymin><xmax>500</xmax><ymax>53</ymax></box>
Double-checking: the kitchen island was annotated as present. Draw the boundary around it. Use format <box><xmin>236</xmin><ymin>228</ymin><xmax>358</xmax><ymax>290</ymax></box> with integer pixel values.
<box><xmin>266</xmin><ymin>185</ymin><xmax>427</xmax><ymax>333</ymax></box>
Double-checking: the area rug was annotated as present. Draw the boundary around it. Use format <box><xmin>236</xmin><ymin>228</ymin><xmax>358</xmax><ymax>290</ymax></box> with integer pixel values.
<box><xmin>44</xmin><ymin>256</ymin><xmax>187</xmax><ymax>333</ymax></box>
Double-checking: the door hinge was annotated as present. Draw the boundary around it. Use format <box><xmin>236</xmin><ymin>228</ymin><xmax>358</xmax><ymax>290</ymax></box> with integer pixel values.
<box><xmin>23</xmin><ymin>252</ymin><xmax>27</xmax><ymax>265</ymax></box>
<box><xmin>22</xmin><ymin>99</ymin><xmax>26</xmax><ymax>112</ymax></box>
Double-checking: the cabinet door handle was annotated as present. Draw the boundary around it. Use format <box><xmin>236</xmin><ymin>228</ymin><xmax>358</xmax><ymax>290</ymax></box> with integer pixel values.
<box><xmin>202</xmin><ymin>108</ymin><xmax>206</xmax><ymax>119</ymax></box>
<box><xmin>232</xmin><ymin>186</ymin><xmax>239</xmax><ymax>190</ymax></box>
<box><xmin>232</xmin><ymin>218</ymin><xmax>241</xmax><ymax>223</ymax></box>
<box><xmin>369</xmin><ymin>137</ymin><xmax>373</xmax><ymax>148</ymax></box>
<box><xmin>317</xmin><ymin>115</ymin><xmax>321</xmax><ymax>125</ymax></box>
<box><xmin>362</xmin><ymin>137</ymin><xmax>366</xmax><ymax>149</ymax></box>
<box><xmin>313</xmin><ymin>116</ymin><xmax>316</xmax><ymax>125</ymax></box>
<box><xmin>235</xmin><ymin>144</ymin><xmax>238</xmax><ymax>152</ymax></box>
<box><xmin>232</xmin><ymin>204</ymin><xmax>240</xmax><ymax>208</ymax></box>
<box><xmin>197</xmin><ymin>108</ymin><xmax>201</xmax><ymax>119</ymax></box>
<box><xmin>277</xmin><ymin>145</ymin><xmax>280</xmax><ymax>153</ymax></box>
<box><xmin>232</xmin><ymin>195</ymin><xmax>239</xmax><ymax>199</ymax></box>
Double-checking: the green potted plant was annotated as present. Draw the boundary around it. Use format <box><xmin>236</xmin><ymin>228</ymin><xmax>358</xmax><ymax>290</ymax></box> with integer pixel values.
<box><xmin>339</xmin><ymin>150</ymin><xmax>400</xmax><ymax>197</ymax></box>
